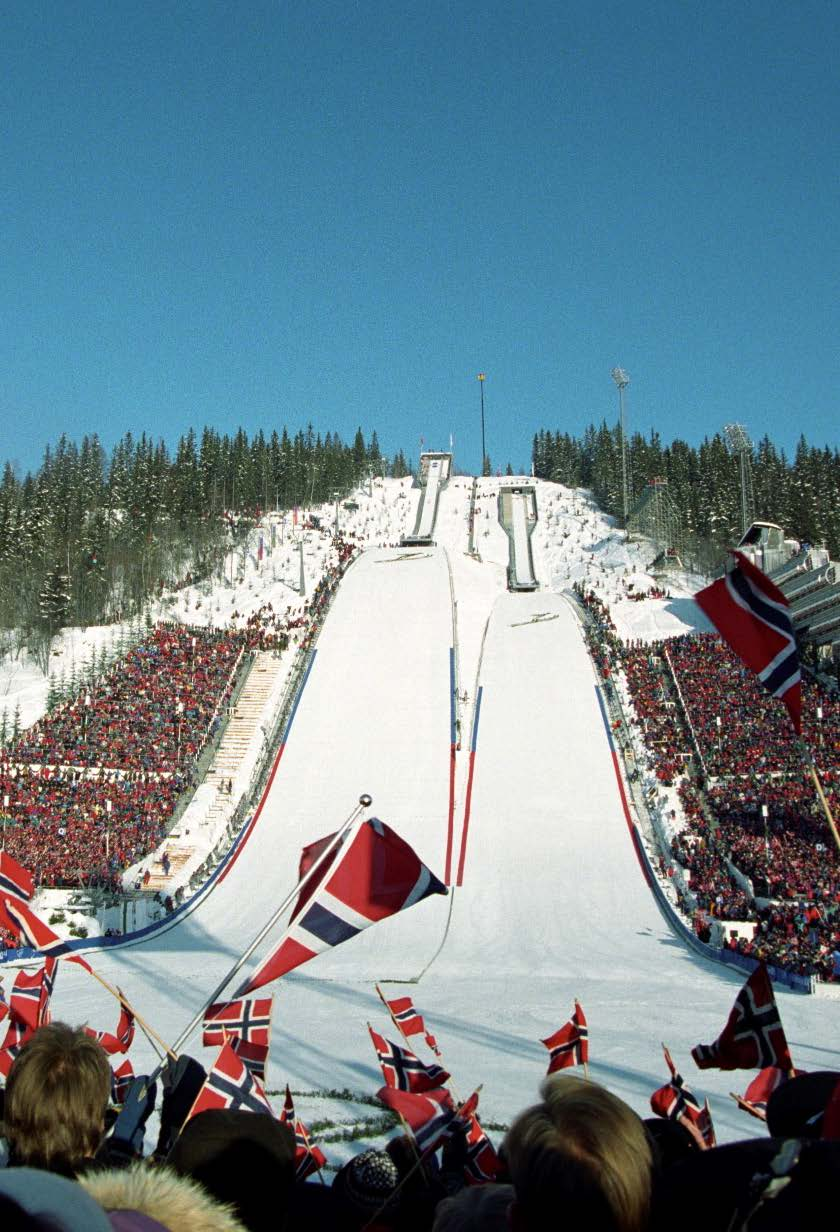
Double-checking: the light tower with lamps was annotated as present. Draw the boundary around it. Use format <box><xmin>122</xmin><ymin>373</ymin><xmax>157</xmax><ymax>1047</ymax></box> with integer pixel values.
<box><xmin>611</xmin><ymin>367</ymin><xmax>631</xmax><ymax>531</ymax></box>
<box><xmin>477</xmin><ymin>373</ymin><xmax>488</xmax><ymax>476</ymax></box>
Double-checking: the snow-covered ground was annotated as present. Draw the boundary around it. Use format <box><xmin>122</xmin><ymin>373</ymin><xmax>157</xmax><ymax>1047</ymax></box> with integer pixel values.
<box><xmin>1</xmin><ymin>474</ymin><xmax>833</xmax><ymax>1161</ymax></box>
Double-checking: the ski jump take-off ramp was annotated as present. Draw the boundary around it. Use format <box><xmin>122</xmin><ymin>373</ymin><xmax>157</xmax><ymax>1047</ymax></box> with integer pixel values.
<box><xmin>49</xmin><ymin>482</ymin><xmax>834</xmax><ymax>1140</ymax></box>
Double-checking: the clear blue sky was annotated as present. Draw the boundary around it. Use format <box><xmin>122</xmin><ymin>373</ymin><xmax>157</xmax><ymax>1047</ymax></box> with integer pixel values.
<box><xmin>2</xmin><ymin>0</ymin><xmax>838</xmax><ymax>478</ymax></box>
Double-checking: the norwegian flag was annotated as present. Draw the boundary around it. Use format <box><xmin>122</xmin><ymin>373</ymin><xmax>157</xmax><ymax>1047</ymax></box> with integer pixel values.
<box><xmin>186</xmin><ymin>1041</ymin><xmax>274</xmax><ymax>1121</ymax></box>
<box><xmin>377</xmin><ymin>1086</ymin><xmax>475</xmax><ymax>1155</ymax></box>
<box><xmin>1</xmin><ymin>896</ymin><xmax>93</xmax><ymax>973</ymax></box>
<box><xmin>10</xmin><ymin>959</ymin><xmax>57</xmax><ymax>1032</ymax></box>
<box><xmin>110</xmin><ymin>1059</ymin><xmax>136</xmax><ymax>1105</ymax></box>
<box><xmin>692</xmin><ymin>965</ymin><xmax>792</xmax><ymax>1072</ymax></box>
<box><xmin>0</xmin><ymin>852</ymin><xmax>35</xmax><ymax>936</ymax></box>
<box><xmin>463</xmin><ymin>1108</ymin><xmax>502</xmax><ymax>1185</ymax></box>
<box><xmin>368</xmin><ymin>1026</ymin><xmax>450</xmax><ymax>1093</ymax></box>
<box><xmin>380</xmin><ymin>990</ymin><xmax>425</xmax><ymax>1037</ymax></box>
<box><xmin>425</xmin><ymin>1033</ymin><xmax>442</xmax><ymax>1057</ymax></box>
<box><xmin>733</xmin><ymin>1066</ymin><xmax>799</xmax><ymax>1122</ymax></box>
<box><xmin>695</xmin><ymin>551</ymin><xmax>801</xmax><ymax>733</ymax></box>
<box><xmin>0</xmin><ymin>1016</ymin><xmax>30</xmax><ymax>1079</ymax></box>
<box><xmin>280</xmin><ymin>1085</ymin><xmax>327</xmax><ymax>1180</ymax></box>
<box><xmin>86</xmin><ymin>1003</ymin><xmax>135</xmax><ymax>1056</ymax></box>
<box><xmin>238</xmin><ymin>819</ymin><xmax>447</xmax><ymax>993</ymax></box>
<box><xmin>202</xmin><ymin>997</ymin><xmax>273</xmax><ymax>1047</ymax></box>
<box><xmin>650</xmin><ymin>1046</ymin><xmax>703</xmax><ymax>1123</ymax></box>
<box><xmin>231</xmin><ymin>1036</ymin><xmax>269</xmax><ymax>1083</ymax></box>
<box><xmin>0</xmin><ymin>851</ymin><xmax>34</xmax><ymax>904</ymax></box>
<box><xmin>696</xmin><ymin>1099</ymin><xmax>717</xmax><ymax>1149</ymax></box>
<box><xmin>541</xmin><ymin>1001</ymin><xmax>589</xmax><ymax>1073</ymax></box>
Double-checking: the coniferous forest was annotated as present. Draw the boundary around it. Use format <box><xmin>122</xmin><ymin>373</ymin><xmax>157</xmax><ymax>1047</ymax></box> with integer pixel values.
<box><xmin>532</xmin><ymin>425</ymin><xmax>840</xmax><ymax>562</ymax></box>
<box><xmin>1</xmin><ymin>419</ymin><xmax>839</xmax><ymax>668</ymax></box>
<box><xmin>0</xmin><ymin>425</ymin><xmax>405</xmax><ymax>666</ymax></box>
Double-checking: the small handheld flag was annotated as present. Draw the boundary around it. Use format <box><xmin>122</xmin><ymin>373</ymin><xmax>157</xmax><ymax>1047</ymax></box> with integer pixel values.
<box><xmin>541</xmin><ymin>1001</ymin><xmax>588</xmax><ymax>1073</ymax></box>
<box><xmin>692</xmin><ymin>965</ymin><xmax>792</xmax><ymax>1073</ymax></box>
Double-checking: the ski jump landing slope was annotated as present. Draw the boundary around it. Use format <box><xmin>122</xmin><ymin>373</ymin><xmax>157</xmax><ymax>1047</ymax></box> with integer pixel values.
<box><xmin>52</xmin><ymin>548</ymin><xmax>453</xmax><ymax>1063</ymax></box>
<box><xmin>50</xmin><ymin>547</ymin><xmax>835</xmax><ymax>1133</ymax></box>
<box><xmin>423</xmin><ymin>589</ymin><xmax>834</xmax><ymax>1137</ymax></box>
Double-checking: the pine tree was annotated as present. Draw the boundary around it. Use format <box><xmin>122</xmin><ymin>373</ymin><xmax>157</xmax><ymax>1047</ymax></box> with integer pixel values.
<box><xmin>38</xmin><ymin>563</ymin><xmax>71</xmax><ymax>636</ymax></box>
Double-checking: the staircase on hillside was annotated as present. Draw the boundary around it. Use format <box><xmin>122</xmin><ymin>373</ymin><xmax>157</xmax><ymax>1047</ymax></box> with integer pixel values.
<box><xmin>143</xmin><ymin>651</ymin><xmax>284</xmax><ymax>892</ymax></box>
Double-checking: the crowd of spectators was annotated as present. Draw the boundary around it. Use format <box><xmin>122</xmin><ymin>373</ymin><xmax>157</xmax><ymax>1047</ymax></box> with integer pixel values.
<box><xmin>0</xmin><ymin>533</ymin><xmax>360</xmax><ymax>926</ymax></box>
<box><xmin>1</xmin><ymin>1018</ymin><xmax>838</xmax><ymax>1232</ymax></box>
<box><xmin>0</xmin><ymin>624</ymin><xmax>241</xmax><ymax>903</ymax></box>
<box><xmin>575</xmin><ymin>584</ymin><xmax>840</xmax><ymax>983</ymax></box>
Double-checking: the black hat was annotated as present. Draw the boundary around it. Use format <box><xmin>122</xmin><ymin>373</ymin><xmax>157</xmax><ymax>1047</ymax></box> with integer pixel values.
<box><xmin>167</xmin><ymin>1108</ymin><xmax>295</xmax><ymax>1232</ymax></box>
<box><xmin>766</xmin><ymin>1070</ymin><xmax>840</xmax><ymax>1140</ymax></box>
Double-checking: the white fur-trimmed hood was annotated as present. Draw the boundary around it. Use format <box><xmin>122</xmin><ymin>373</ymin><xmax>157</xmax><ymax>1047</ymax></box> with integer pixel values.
<box><xmin>80</xmin><ymin>1163</ymin><xmax>248</xmax><ymax>1232</ymax></box>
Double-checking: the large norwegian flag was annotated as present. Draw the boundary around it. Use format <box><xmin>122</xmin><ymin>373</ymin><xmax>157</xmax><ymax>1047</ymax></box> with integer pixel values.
<box><xmin>280</xmin><ymin>1085</ymin><xmax>327</xmax><ymax>1180</ymax></box>
<box><xmin>692</xmin><ymin>965</ymin><xmax>792</xmax><ymax>1072</ymax></box>
<box><xmin>86</xmin><ymin>1003</ymin><xmax>135</xmax><ymax>1056</ymax></box>
<box><xmin>368</xmin><ymin>1026</ymin><xmax>450</xmax><ymax>1093</ymax></box>
<box><xmin>186</xmin><ymin>1041</ymin><xmax>274</xmax><ymax>1121</ymax></box>
<box><xmin>0</xmin><ymin>851</ymin><xmax>34</xmax><ymax>904</ymax></box>
<box><xmin>0</xmin><ymin>852</ymin><xmax>35</xmax><ymax>936</ymax></box>
<box><xmin>377</xmin><ymin>1086</ymin><xmax>475</xmax><ymax>1155</ymax></box>
<box><xmin>541</xmin><ymin>1001</ymin><xmax>589</xmax><ymax>1073</ymax></box>
<box><xmin>238</xmin><ymin>819</ymin><xmax>447</xmax><ymax>994</ymax></box>
<box><xmin>695</xmin><ymin>550</ymin><xmax>801</xmax><ymax>733</ymax></box>
<box><xmin>202</xmin><ymin>997</ymin><xmax>273</xmax><ymax>1047</ymax></box>
<box><xmin>1</xmin><ymin>896</ymin><xmax>93</xmax><ymax>973</ymax></box>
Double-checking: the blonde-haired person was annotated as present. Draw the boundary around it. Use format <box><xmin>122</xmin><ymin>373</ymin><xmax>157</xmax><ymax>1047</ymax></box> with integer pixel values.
<box><xmin>503</xmin><ymin>1074</ymin><xmax>652</xmax><ymax>1232</ymax></box>
<box><xmin>2</xmin><ymin>1022</ymin><xmax>111</xmax><ymax>1175</ymax></box>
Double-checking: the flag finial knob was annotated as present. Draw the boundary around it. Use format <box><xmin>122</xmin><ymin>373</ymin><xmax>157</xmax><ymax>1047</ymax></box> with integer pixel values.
<box><xmin>359</xmin><ymin>794</ymin><xmax>372</xmax><ymax>807</ymax></box>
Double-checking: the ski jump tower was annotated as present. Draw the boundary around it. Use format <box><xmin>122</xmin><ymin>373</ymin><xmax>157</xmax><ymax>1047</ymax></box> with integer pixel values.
<box><xmin>401</xmin><ymin>452</ymin><xmax>452</xmax><ymax>546</ymax></box>
<box><xmin>498</xmin><ymin>485</ymin><xmax>539</xmax><ymax>590</ymax></box>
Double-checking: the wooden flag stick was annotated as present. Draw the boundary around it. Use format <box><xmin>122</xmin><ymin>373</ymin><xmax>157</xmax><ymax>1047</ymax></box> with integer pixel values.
<box><xmin>86</xmin><ymin>967</ymin><xmax>177</xmax><ymax>1061</ymax></box>
<box><xmin>805</xmin><ymin>754</ymin><xmax>840</xmax><ymax>856</ymax></box>
<box><xmin>117</xmin><ymin>984</ymin><xmax>165</xmax><ymax>1062</ymax></box>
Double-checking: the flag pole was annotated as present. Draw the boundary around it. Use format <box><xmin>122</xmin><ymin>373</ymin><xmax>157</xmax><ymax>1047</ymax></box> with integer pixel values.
<box><xmin>84</xmin><ymin>968</ymin><xmax>176</xmax><ymax>1061</ymax></box>
<box><xmin>144</xmin><ymin>793</ymin><xmax>371</xmax><ymax>1089</ymax></box>
<box><xmin>801</xmin><ymin>744</ymin><xmax>840</xmax><ymax>856</ymax></box>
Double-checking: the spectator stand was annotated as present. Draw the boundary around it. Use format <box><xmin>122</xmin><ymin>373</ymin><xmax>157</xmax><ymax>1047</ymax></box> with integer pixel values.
<box><xmin>1</xmin><ymin>537</ymin><xmax>362</xmax><ymax>965</ymax></box>
<box><xmin>569</xmin><ymin>587</ymin><xmax>814</xmax><ymax>994</ymax></box>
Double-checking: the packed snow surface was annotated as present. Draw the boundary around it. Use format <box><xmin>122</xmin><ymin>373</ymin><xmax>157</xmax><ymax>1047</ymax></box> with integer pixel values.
<box><xmin>2</xmin><ymin>475</ymin><xmax>834</xmax><ymax>1158</ymax></box>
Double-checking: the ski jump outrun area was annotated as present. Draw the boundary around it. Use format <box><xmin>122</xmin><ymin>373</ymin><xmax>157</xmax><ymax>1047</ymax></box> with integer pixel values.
<box><xmin>20</xmin><ymin>475</ymin><xmax>839</xmax><ymax>1156</ymax></box>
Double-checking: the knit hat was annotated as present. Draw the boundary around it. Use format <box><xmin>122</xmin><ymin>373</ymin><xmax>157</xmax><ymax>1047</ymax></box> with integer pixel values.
<box><xmin>332</xmin><ymin>1148</ymin><xmax>401</xmax><ymax>1223</ymax></box>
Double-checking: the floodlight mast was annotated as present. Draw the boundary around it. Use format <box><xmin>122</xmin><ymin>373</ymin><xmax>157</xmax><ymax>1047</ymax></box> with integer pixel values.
<box><xmin>611</xmin><ymin>368</ymin><xmax>630</xmax><ymax>532</ymax></box>
<box><xmin>723</xmin><ymin>422</ymin><xmax>755</xmax><ymax>534</ymax></box>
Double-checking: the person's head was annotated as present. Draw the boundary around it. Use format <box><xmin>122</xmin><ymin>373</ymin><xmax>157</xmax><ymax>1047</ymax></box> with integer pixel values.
<box><xmin>3</xmin><ymin>1022</ymin><xmax>111</xmax><ymax>1174</ymax></box>
<box><xmin>503</xmin><ymin>1075</ymin><xmax>652</xmax><ymax>1232</ymax></box>
<box><xmin>432</xmin><ymin>1184</ymin><xmax>515</xmax><ymax>1232</ymax></box>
